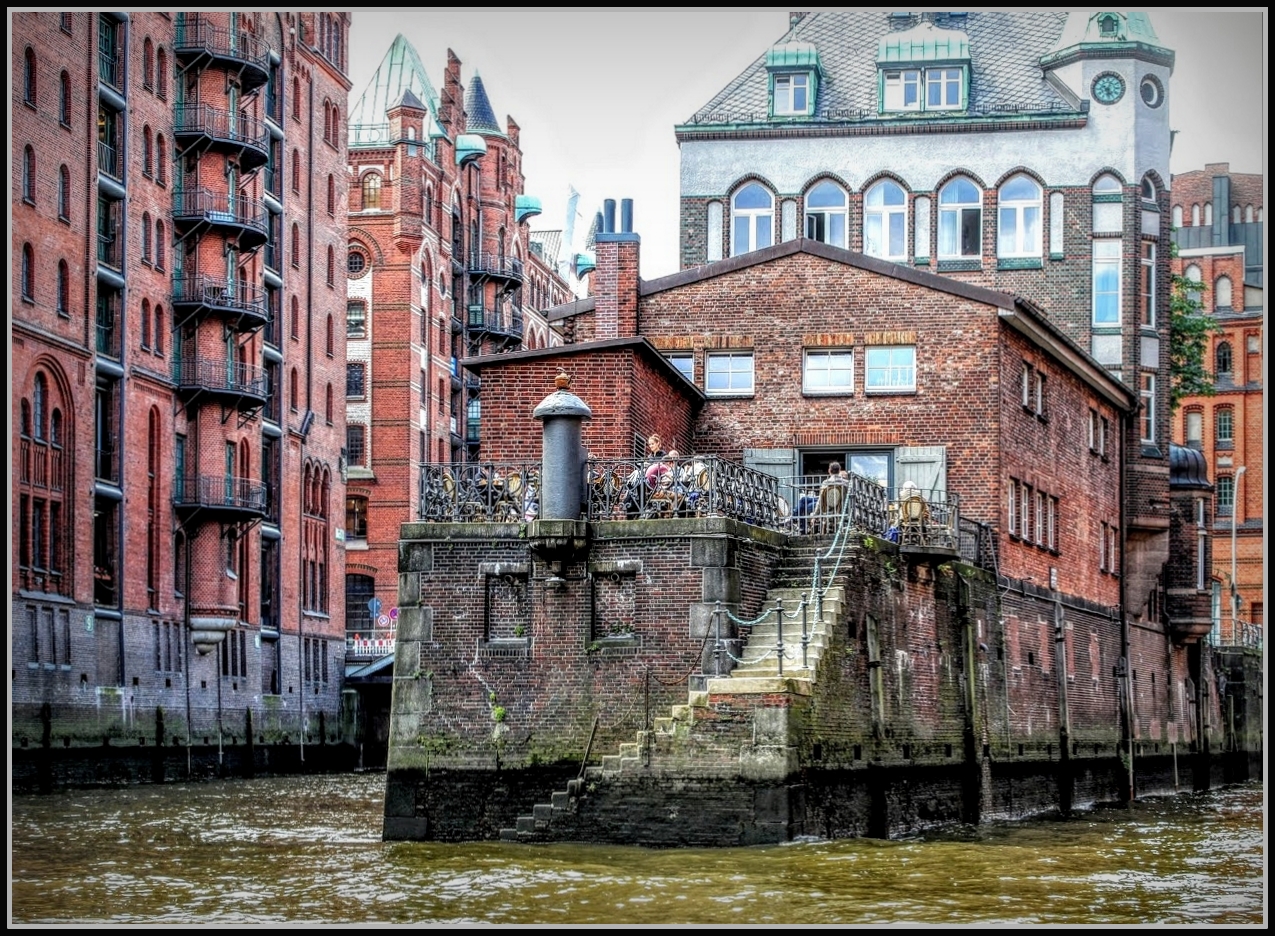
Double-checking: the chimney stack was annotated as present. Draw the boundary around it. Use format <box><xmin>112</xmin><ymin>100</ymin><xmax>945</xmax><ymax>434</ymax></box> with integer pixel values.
<box><xmin>594</xmin><ymin>197</ymin><xmax>640</xmax><ymax>339</ymax></box>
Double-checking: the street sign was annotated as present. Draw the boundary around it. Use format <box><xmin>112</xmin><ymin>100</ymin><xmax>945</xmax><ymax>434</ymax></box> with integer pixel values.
<box><xmin>368</xmin><ymin>596</ymin><xmax>382</xmax><ymax>616</ymax></box>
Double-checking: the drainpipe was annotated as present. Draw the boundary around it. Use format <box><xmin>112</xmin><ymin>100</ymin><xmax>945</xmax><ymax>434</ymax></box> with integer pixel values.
<box><xmin>1118</xmin><ymin>410</ymin><xmax>1133</xmax><ymax>801</ymax></box>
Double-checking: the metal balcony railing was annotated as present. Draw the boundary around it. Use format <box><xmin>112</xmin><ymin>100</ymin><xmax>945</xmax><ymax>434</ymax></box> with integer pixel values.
<box><xmin>173</xmin><ymin>103</ymin><xmax>269</xmax><ymax>164</ymax></box>
<box><xmin>173</xmin><ymin>15</ymin><xmax>270</xmax><ymax>89</ymax></box>
<box><xmin>418</xmin><ymin>461</ymin><xmax>542</xmax><ymax>523</ymax></box>
<box><xmin>95</xmin><ymin>306</ymin><xmax>119</xmax><ymax>357</ymax></box>
<box><xmin>172</xmin><ymin>357</ymin><xmax>267</xmax><ymax>398</ymax></box>
<box><xmin>465</xmin><ymin>305</ymin><xmax>524</xmax><ymax>340</ymax></box>
<box><xmin>467</xmin><ymin>253</ymin><xmax>525</xmax><ymax>283</ymax></box>
<box><xmin>97</xmin><ymin>139</ymin><xmax>121</xmax><ymax>179</ymax></box>
<box><xmin>172</xmin><ymin>187</ymin><xmax>269</xmax><ymax>242</ymax></box>
<box><xmin>95</xmin><ymin>442</ymin><xmax>119</xmax><ymax>484</ymax></box>
<box><xmin>98</xmin><ymin>48</ymin><xmax>122</xmax><ymax>90</ymax></box>
<box><xmin>173</xmin><ymin>474</ymin><xmax>267</xmax><ymax>514</ymax></box>
<box><xmin>172</xmin><ymin>275</ymin><xmax>269</xmax><ymax>323</ymax></box>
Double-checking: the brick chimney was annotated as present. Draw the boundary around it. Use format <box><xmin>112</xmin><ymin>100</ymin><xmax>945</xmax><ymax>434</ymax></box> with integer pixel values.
<box><xmin>593</xmin><ymin>198</ymin><xmax>640</xmax><ymax>338</ymax></box>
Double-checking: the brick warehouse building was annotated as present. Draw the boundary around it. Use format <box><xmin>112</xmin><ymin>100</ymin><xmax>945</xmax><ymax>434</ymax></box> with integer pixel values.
<box><xmin>340</xmin><ymin>35</ymin><xmax>574</xmax><ymax>759</ymax></box>
<box><xmin>13</xmin><ymin>12</ymin><xmax>352</xmax><ymax>772</ymax></box>
<box><xmin>1168</xmin><ymin>163</ymin><xmax>1264</xmax><ymax>642</ymax></box>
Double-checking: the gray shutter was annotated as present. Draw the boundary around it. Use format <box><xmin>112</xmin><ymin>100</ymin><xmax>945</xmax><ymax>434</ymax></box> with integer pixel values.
<box><xmin>895</xmin><ymin>445</ymin><xmax>946</xmax><ymax>498</ymax></box>
<box><xmin>745</xmin><ymin>447</ymin><xmax>798</xmax><ymax>508</ymax></box>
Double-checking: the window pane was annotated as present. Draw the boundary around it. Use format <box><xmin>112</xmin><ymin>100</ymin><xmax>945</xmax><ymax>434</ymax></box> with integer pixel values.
<box><xmin>756</xmin><ymin>215</ymin><xmax>772</xmax><ymax>249</ymax></box>
<box><xmin>865</xmin><ymin>346</ymin><xmax>915</xmax><ymax>391</ymax></box>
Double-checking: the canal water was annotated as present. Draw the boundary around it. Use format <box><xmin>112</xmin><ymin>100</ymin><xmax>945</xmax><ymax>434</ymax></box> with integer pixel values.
<box><xmin>11</xmin><ymin>774</ymin><xmax>1265</xmax><ymax>925</ymax></box>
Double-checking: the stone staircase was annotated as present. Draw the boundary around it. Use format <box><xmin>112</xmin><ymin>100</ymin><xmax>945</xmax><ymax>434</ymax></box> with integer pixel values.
<box><xmin>499</xmin><ymin>535</ymin><xmax>848</xmax><ymax>843</ymax></box>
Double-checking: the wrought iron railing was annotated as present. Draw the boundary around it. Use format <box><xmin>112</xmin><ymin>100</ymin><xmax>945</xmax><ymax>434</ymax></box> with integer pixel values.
<box><xmin>685</xmin><ymin>101</ymin><xmax>1079</xmax><ymax>126</ymax></box>
<box><xmin>173</xmin><ymin>103</ymin><xmax>268</xmax><ymax>153</ymax></box>
<box><xmin>97</xmin><ymin>139</ymin><xmax>121</xmax><ymax>178</ymax></box>
<box><xmin>95</xmin><ymin>442</ymin><xmax>118</xmax><ymax>484</ymax></box>
<box><xmin>172</xmin><ymin>357</ymin><xmax>267</xmax><ymax>398</ymax></box>
<box><xmin>465</xmin><ymin>305</ymin><xmax>524</xmax><ymax>339</ymax></box>
<box><xmin>173</xmin><ymin>15</ymin><xmax>270</xmax><ymax>78</ymax></box>
<box><xmin>173</xmin><ymin>474</ymin><xmax>267</xmax><ymax>513</ymax></box>
<box><xmin>781</xmin><ymin>474</ymin><xmax>890</xmax><ymax>536</ymax></box>
<box><xmin>586</xmin><ymin>456</ymin><xmax>788</xmax><ymax>529</ymax></box>
<box><xmin>95</xmin><ymin>302</ymin><xmax>119</xmax><ymax>357</ymax></box>
<box><xmin>468</xmin><ymin>253</ymin><xmax>525</xmax><ymax>282</ymax></box>
<box><xmin>98</xmin><ymin>48</ymin><xmax>122</xmax><ymax>90</ymax></box>
<box><xmin>417</xmin><ymin>461</ymin><xmax>542</xmax><ymax>522</ymax></box>
<box><xmin>172</xmin><ymin>275</ymin><xmax>269</xmax><ymax>320</ymax></box>
<box><xmin>172</xmin><ymin>187</ymin><xmax>269</xmax><ymax>238</ymax></box>
<box><xmin>348</xmin><ymin>122</ymin><xmax>437</xmax><ymax>159</ymax></box>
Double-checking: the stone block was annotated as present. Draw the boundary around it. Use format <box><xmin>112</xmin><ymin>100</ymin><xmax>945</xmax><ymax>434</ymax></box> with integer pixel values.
<box><xmin>740</xmin><ymin>744</ymin><xmax>800</xmax><ymax>781</ymax></box>
<box><xmin>396</xmin><ymin>606</ymin><xmax>433</xmax><ymax>643</ymax></box>
<box><xmin>691</xmin><ymin>537</ymin><xmax>734</xmax><ymax>568</ymax></box>
<box><xmin>701</xmin><ymin>567</ymin><xmax>740</xmax><ymax>604</ymax></box>
<box><xmin>401</xmin><ymin>542</ymin><xmax>433</xmax><ymax>573</ymax></box>
<box><xmin>383</xmin><ymin>777</ymin><xmax>417</xmax><ymax>817</ymax></box>
<box><xmin>383</xmin><ymin>816</ymin><xmax>430</xmax><ymax>841</ymax></box>
<box><xmin>393</xmin><ymin>642</ymin><xmax>421</xmax><ymax>685</ymax></box>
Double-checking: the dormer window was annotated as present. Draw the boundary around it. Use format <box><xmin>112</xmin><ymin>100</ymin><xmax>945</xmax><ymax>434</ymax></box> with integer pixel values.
<box><xmin>877</xmin><ymin>22</ymin><xmax>970</xmax><ymax>114</ymax></box>
<box><xmin>766</xmin><ymin>42</ymin><xmax>822</xmax><ymax>119</ymax></box>
<box><xmin>1098</xmin><ymin>14</ymin><xmax>1120</xmax><ymax>37</ymax></box>
<box><xmin>774</xmin><ymin>73</ymin><xmax>809</xmax><ymax>115</ymax></box>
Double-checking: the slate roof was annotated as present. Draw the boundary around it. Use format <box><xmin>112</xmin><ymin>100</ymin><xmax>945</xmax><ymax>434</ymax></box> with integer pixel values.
<box><xmin>683</xmin><ymin>11</ymin><xmax>1077</xmax><ymax>127</ymax></box>
<box><xmin>464</xmin><ymin>71</ymin><xmax>503</xmax><ymax>136</ymax></box>
<box><xmin>529</xmin><ymin>230</ymin><xmax>563</xmax><ymax>266</ymax></box>
<box><xmin>348</xmin><ymin>34</ymin><xmax>440</xmax><ymax>133</ymax></box>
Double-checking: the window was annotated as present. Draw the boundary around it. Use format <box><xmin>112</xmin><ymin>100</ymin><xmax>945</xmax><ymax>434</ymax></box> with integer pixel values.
<box><xmin>59</xmin><ymin>71</ymin><xmax>71</xmax><ymax>127</ymax></box>
<box><xmin>327</xmin><ymin>174</ymin><xmax>335</xmax><ymax>214</ymax></box>
<box><xmin>57</xmin><ymin>260</ymin><xmax>69</xmax><ymax>316</ymax></box>
<box><xmin>1204</xmin><ymin>202</ymin><xmax>1213</xmax><ymax>226</ymax></box>
<box><xmin>156</xmin><ymin>135</ymin><xmax>166</xmax><ymax>185</ymax></box>
<box><xmin>1185</xmin><ymin>410</ymin><xmax>1203</xmax><ymax>448</ymax></box>
<box><xmin>1007</xmin><ymin>479</ymin><xmax>1019</xmax><ymax>536</ymax></box>
<box><xmin>1195</xmin><ymin>498</ymin><xmax>1208</xmax><ymax>590</ymax></box>
<box><xmin>141</xmin><ymin>212</ymin><xmax>152</xmax><ymax>262</ymax></box>
<box><xmin>361</xmin><ymin>172</ymin><xmax>382</xmax><ymax>210</ymax></box>
<box><xmin>1191</xmin><ymin>204</ymin><xmax>1200</xmax><ymax>226</ymax></box>
<box><xmin>58</xmin><ymin>165</ymin><xmax>71</xmax><ymax>221</ymax></box>
<box><xmin>997</xmin><ymin>176</ymin><xmax>1042</xmax><ymax>258</ymax></box>
<box><xmin>1140</xmin><ymin>242</ymin><xmax>1155</xmax><ymax>327</ymax></box>
<box><xmin>156</xmin><ymin>48</ymin><xmax>167</xmax><ymax>100</ymax></box>
<box><xmin>1089</xmin><ymin>409</ymin><xmax>1108</xmax><ymax>456</ymax></box>
<box><xmin>1092</xmin><ymin>240</ymin><xmax>1121</xmax><ymax>325</ymax></box>
<box><xmin>326</xmin><ymin>314</ymin><xmax>334</xmax><ymax>356</ymax></box>
<box><xmin>346</xmin><ymin>362</ymin><xmax>366</xmax><ymax>398</ymax></box>
<box><xmin>22</xmin><ymin>146</ymin><xmax>35</xmax><ymax>204</ymax></box>
<box><xmin>731</xmin><ymin>183</ymin><xmax>773</xmax><ymax>257</ymax></box>
<box><xmin>154</xmin><ymin>221</ymin><xmax>165</xmax><ymax>271</ymax></box>
<box><xmin>325</xmin><ymin>384</ymin><xmax>334</xmax><ymax>424</ymax></box>
<box><xmin>705</xmin><ymin>351</ymin><xmax>755</xmax><ymax>396</ymax></box>
<box><xmin>1020</xmin><ymin>363</ymin><xmax>1044</xmax><ymax>415</ymax></box>
<box><xmin>805</xmin><ymin>181</ymin><xmax>847</xmax><ymax>247</ymax></box>
<box><xmin>773</xmin><ymin>72</ymin><xmax>810</xmax><ymax>116</ymax></box>
<box><xmin>864</xmin><ymin>180</ymin><xmax>907</xmax><ymax>260</ymax></box>
<box><xmin>291</xmin><ymin>224</ymin><xmax>300</xmax><ymax>267</ymax></box>
<box><xmin>347</xmin><ymin>301</ymin><xmax>367</xmax><ymax>339</ymax></box>
<box><xmin>1184</xmin><ymin>264</ymin><xmax>1202</xmax><ymax>304</ymax></box>
<box><xmin>1216</xmin><ymin>475</ymin><xmax>1234</xmax><ymax>517</ymax></box>
<box><xmin>143</xmin><ymin>37</ymin><xmax>154</xmax><ymax>90</ymax></box>
<box><xmin>804</xmin><ymin>349</ymin><xmax>853</xmax><ymax>395</ymax></box>
<box><xmin>1020</xmin><ymin>483</ymin><xmax>1032</xmax><ymax>543</ymax></box>
<box><xmin>1215</xmin><ymin>407</ymin><xmax>1234</xmax><ymax>446</ymax></box>
<box><xmin>291</xmin><ymin>149</ymin><xmax>301</xmax><ymax>193</ymax></box>
<box><xmin>326</xmin><ymin>246</ymin><xmax>335</xmax><ymax>286</ymax></box>
<box><xmin>1141</xmin><ymin>176</ymin><xmax>1156</xmax><ymax>201</ymax></box>
<box><xmin>1047</xmin><ymin>497</ymin><xmax>1059</xmax><ymax>551</ymax></box>
<box><xmin>1172</xmin><ymin>205</ymin><xmax>1183</xmax><ymax>228</ymax></box>
<box><xmin>142</xmin><ymin>126</ymin><xmax>153</xmax><ymax>177</ymax></box>
<box><xmin>141</xmin><ymin>299</ymin><xmax>151</xmax><ymax>349</ymax></box>
<box><xmin>24</xmin><ymin>47</ymin><xmax>37</xmax><ymax>106</ymax></box>
<box><xmin>346</xmin><ymin>425</ymin><xmax>366</xmax><ymax>466</ymax></box>
<box><xmin>1140</xmin><ymin>373</ymin><xmax>1156</xmax><ymax>444</ymax></box>
<box><xmin>290</xmin><ymin>296</ymin><xmax>300</xmax><ymax>339</ymax></box>
<box><xmin>938</xmin><ymin>178</ymin><xmax>981</xmax><ymax>258</ymax></box>
<box><xmin>348</xmin><ymin>248</ymin><xmax>367</xmax><ymax>276</ymax></box>
<box><xmin>666</xmin><ymin>352</ymin><xmax>694</xmax><ymax>383</ymax></box>
<box><xmin>883</xmin><ymin>67</ymin><xmax>963</xmax><ymax>112</ymax></box>
<box><xmin>61</xmin><ymin>13</ymin><xmax>72</xmax><ymax>33</ymax></box>
<box><xmin>864</xmin><ymin>345</ymin><xmax>916</xmax><ymax>393</ymax></box>
<box><xmin>346</xmin><ymin>495</ymin><xmax>368</xmax><ymax>540</ymax></box>
<box><xmin>289</xmin><ymin>367</ymin><xmax>298</xmax><ymax>412</ymax></box>
<box><xmin>1214</xmin><ymin>276</ymin><xmax>1232</xmax><ymax>311</ymax></box>
<box><xmin>22</xmin><ymin>244</ymin><xmax>34</xmax><ymax>301</ymax></box>
<box><xmin>1092</xmin><ymin>174</ymin><xmax>1123</xmax><ymax>232</ymax></box>
<box><xmin>1215</xmin><ymin>341</ymin><xmax>1233</xmax><ymax>376</ymax></box>
<box><xmin>154</xmin><ymin>305</ymin><xmax>164</xmax><ymax>355</ymax></box>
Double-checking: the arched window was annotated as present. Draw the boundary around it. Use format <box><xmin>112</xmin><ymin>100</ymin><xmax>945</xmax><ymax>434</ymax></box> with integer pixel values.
<box><xmin>156</xmin><ymin>48</ymin><xmax>167</xmax><ymax>100</ymax></box>
<box><xmin>323</xmin><ymin>98</ymin><xmax>332</xmax><ymax>142</ymax></box>
<box><xmin>57</xmin><ymin>260</ymin><xmax>69</xmax><ymax>316</ymax></box>
<box><xmin>290</xmin><ymin>295</ymin><xmax>300</xmax><ymax>338</ymax></box>
<box><xmin>327</xmin><ymin>174</ymin><xmax>335</xmax><ymax>214</ymax></box>
<box><xmin>1172</xmin><ymin>205</ymin><xmax>1183</xmax><ymax>228</ymax></box>
<box><xmin>291</xmin><ymin>149</ymin><xmax>301</xmax><ymax>192</ymax></box>
<box><xmin>326</xmin><ymin>246</ymin><xmax>335</xmax><ymax>285</ymax></box>
<box><xmin>58</xmin><ymin>164</ymin><xmax>71</xmax><ymax>220</ymax></box>
<box><xmin>1215</xmin><ymin>342</ymin><xmax>1233</xmax><ymax>376</ymax></box>
<box><xmin>326</xmin><ymin>313</ymin><xmax>334</xmax><ymax>355</ymax></box>
<box><xmin>292</xmin><ymin>75</ymin><xmax>301</xmax><ymax>120</ymax></box>
<box><xmin>1204</xmin><ymin>202</ymin><xmax>1213</xmax><ymax>226</ymax></box>
<box><xmin>141</xmin><ymin>298</ymin><xmax>151</xmax><ymax>349</ymax></box>
<box><xmin>804</xmin><ymin>180</ymin><xmax>847</xmax><ymax>248</ymax></box>
<box><xmin>1214</xmin><ymin>275</ymin><xmax>1232</xmax><ymax>310</ymax></box>
<box><xmin>154</xmin><ymin>305</ymin><xmax>164</xmax><ymax>355</ymax></box>
<box><xmin>1140</xmin><ymin>176</ymin><xmax>1156</xmax><ymax>201</ymax></box>
<box><xmin>1232</xmin><ymin>205</ymin><xmax>1241</xmax><ymax>224</ymax></box>
<box><xmin>1245</xmin><ymin>205</ymin><xmax>1254</xmax><ymax>223</ymax></box>
<box><xmin>154</xmin><ymin>220</ymin><xmax>165</xmax><ymax>271</ymax></box>
<box><xmin>731</xmin><ymin>182</ymin><xmax>774</xmax><ymax>257</ymax></box>
<box><xmin>938</xmin><ymin>177</ymin><xmax>982</xmax><ymax>258</ymax></box>
<box><xmin>1215</xmin><ymin>406</ymin><xmax>1234</xmax><ymax>445</ymax></box>
<box><xmin>362</xmin><ymin>172</ymin><xmax>382</xmax><ymax>210</ymax></box>
<box><xmin>24</xmin><ymin>47</ymin><xmax>37</xmax><ymax>106</ymax></box>
<box><xmin>156</xmin><ymin>134</ymin><xmax>166</xmax><ymax>185</ymax></box>
<box><xmin>143</xmin><ymin>37</ymin><xmax>154</xmax><ymax>90</ymax></box>
<box><xmin>59</xmin><ymin>70</ymin><xmax>71</xmax><ymax>126</ymax></box>
<box><xmin>1184</xmin><ymin>264</ymin><xmax>1203</xmax><ymax>304</ymax></box>
<box><xmin>33</xmin><ymin>373</ymin><xmax>46</xmax><ymax>439</ymax></box>
<box><xmin>325</xmin><ymin>383</ymin><xmax>333</xmax><ymax>424</ymax></box>
<box><xmin>22</xmin><ymin>243</ymin><xmax>34</xmax><ymax>300</ymax></box>
<box><xmin>142</xmin><ymin>126</ymin><xmax>153</xmax><ymax>176</ymax></box>
<box><xmin>998</xmin><ymin>175</ymin><xmax>1042</xmax><ymax>258</ymax></box>
<box><xmin>291</xmin><ymin>223</ymin><xmax>300</xmax><ymax>267</ymax></box>
<box><xmin>22</xmin><ymin>146</ymin><xmax>35</xmax><ymax>203</ymax></box>
<box><xmin>141</xmin><ymin>212</ymin><xmax>152</xmax><ymax>261</ymax></box>
<box><xmin>289</xmin><ymin>367</ymin><xmax>299</xmax><ymax>411</ymax></box>
<box><xmin>1092</xmin><ymin>173</ymin><xmax>1123</xmax><ymax>233</ymax></box>
<box><xmin>1191</xmin><ymin>204</ymin><xmax>1200</xmax><ymax>226</ymax></box>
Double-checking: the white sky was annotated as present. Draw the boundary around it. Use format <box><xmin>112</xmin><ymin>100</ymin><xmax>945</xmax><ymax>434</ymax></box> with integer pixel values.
<box><xmin>347</xmin><ymin>9</ymin><xmax>1267</xmax><ymax>279</ymax></box>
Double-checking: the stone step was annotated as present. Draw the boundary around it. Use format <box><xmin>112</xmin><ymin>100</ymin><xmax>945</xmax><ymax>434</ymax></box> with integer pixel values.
<box><xmin>551</xmin><ymin>790</ymin><xmax>571</xmax><ymax>810</ymax></box>
<box><xmin>618</xmin><ymin>742</ymin><xmax>641</xmax><ymax>759</ymax></box>
<box><xmin>533</xmin><ymin>803</ymin><xmax>554</xmax><ymax>823</ymax></box>
<box><xmin>732</xmin><ymin>662</ymin><xmax>817</xmax><ymax>678</ymax></box>
<box><xmin>600</xmin><ymin>754</ymin><xmax>621</xmax><ymax>771</ymax></box>
<box><xmin>500</xmin><ymin>827</ymin><xmax>520</xmax><ymax>841</ymax></box>
<box><xmin>619</xmin><ymin>755</ymin><xmax>642</xmax><ymax>771</ymax></box>
<box><xmin>670</xmin><ymin>703</ymin><xmax>694</xmax><ymax>721</ymax></box>
<box><xmin>653</xmin><ymin>716</ymin><xmax>674</xmax><ymax>733</ymax></box>
<box><xmin>516</xmin><ymin>815</ymin><xmax>537</xmax><ymax>834</ymax></box>
<box><xmin>704</xmin><ymin>675</ymin><xmax>814</xmax><ymax>695</ymax></box>
<box><xmin>584</xmin><ymin>765</ymin><xmax>603</xmax><ymax>781</ymax></box>
<box><xmin>566</xmin><ymin>777</ymin><xmax>585</xmax><ymax>796</ymax></box>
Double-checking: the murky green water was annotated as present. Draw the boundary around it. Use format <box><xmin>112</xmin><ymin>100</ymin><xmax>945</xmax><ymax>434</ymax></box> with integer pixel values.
<box><xmin>11</xmin><ymin>774</ymin><xmax>1265</xmax><ymax>925</ymax></box>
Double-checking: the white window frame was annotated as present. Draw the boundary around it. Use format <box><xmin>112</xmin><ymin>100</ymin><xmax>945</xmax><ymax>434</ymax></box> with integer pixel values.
<box><xmin>1140</xmin><ymin>241</ymin><xmax>1155</xmax><ymax>327</ymax></box>
<box><xmin>804</xmin><ymin>181</ymin><xmax>847</xmax><ymax>248</ymax></box>
<box><xmin>883</xmin><ymin>67</ymin><xmax>963</xmax><ymax>112</ymax></box>
<box><xmin>864</xmin><ymin>180</ymin><xmax>908</xmax><ymax>261</ymax></box>
<box><xmin>1021</xmin><ymin>484</ymin><xmax>1032</xmax><ymax>543</ymax></box>
<box><xmin>1092</xmin><ymin>239</ymin><xmax>1121</xmax><ymax>326</ymax></box>
<box><xmin>705</xmin><ymin>351</ymin><xmax>754</xmax><ymax>397</ymax></box>
<box><xmin>938</xmin><ymin>178</ymin><xmax>982</xmax><ymax>259</ymax></box>
<box><xmin>803</xmin><ymin>349</ymin><xmax>854</xmax><ymax>396</ymax></box>
<box><xmin>883</xmin><ymin>69</ymin><xmax>922</xmax><ymax>111</ymax></box>
<box><xmin>773</xmin><ymin>72</ymin><xmax>810</xmax><ymax>116</ymax></box>
<box><xmin>864</xmin><ymin>345</ymin><xmax>916</xmax><ymax>393</ymax></box>
<box><xmin>1007</xmin><ymin>479</ymin><xmax>1019</xmax><ymax>536</ymax></box>
<box><xmin>926</xmin><ymin>68</ymin><xmax>963</xmax><ymax>109</ymax></box>
<box><xmin>666</xmin><ymin>352</ymin><xmax>694</xmax><ymax>383</ymax></box>
<box><xmin>1140</xmin><ymin>372</ymin><xmax>1156</xmax><ymax>444</ymax></box>
<box><xmin>997</xmin><ymin>175</ymin><xmax>1042</xmax><ymax>258</ymax></box>
<box><xmin>731</xmin><ymin>183</ymin><xmax>774</xmax><ymax>257</ymax></box>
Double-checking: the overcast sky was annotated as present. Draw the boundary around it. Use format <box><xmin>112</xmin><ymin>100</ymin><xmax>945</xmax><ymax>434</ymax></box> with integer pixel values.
<box><xmin>347</xmin><ymin>9</ymin><xmax>1267</xmax><ymax>279</ymax></box>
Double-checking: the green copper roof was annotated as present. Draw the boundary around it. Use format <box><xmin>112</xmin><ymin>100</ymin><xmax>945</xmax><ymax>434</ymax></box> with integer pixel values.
<box><xmin>515</xmin><ymin>195</ymin><xmax>542</xmax><ymax>224</ymax></box>
<box><xmin>878</xmin><ymin>21</ymin><xmax>970</xmax><ymax>63</ymax></box>
<box><xmin>348</xmin><ymin>34</ymin><xmax>440</xmax><ymax>132</ymax></box>
<box><xmin>765</xmin><ymin>41</ymin><xmax>823</xmax><ymax>71</ymax></box>
<box><xmin>1044</xmin><ymin>11</ymin><xmax>1173</xmax><ymax>64</ymax></box>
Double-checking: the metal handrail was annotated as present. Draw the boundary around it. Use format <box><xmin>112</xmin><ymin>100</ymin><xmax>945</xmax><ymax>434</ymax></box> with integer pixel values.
<box><xmin>172</xmin><ymin>357</ymin><xmax>267</xmax><ymax>397</ymax></box>
<box><xmin>173</xmin><ymin>187</ymin><xmax>269</xmax><ymax>235</ymax></box>
<box><xmin>174</xmin><ymin>15</ymin><xmax>270</xmax><ymax>76</ymax></box>
<box><xmin>173</xmin><ymin>103</ymin><xmax>268</xmax><ymax>152</ymax></box>
<box><xmin>586</xmin><ymin>455</ymin><xmax>787</xmax><ymax>529</ymax></box>
<box><xmin>172</xmin><ymin>274</ymin><xmax>269</xmax><ymax>319</ymax></box>
<box><xmin>417</xmin><ymin>461</ymin><xmax>542</xmax><ymax>522</ymax></box>
<box><xmin>173</xmin><ymin>474</ymin><xmax>267</xmax><ymax>512</ymax></box>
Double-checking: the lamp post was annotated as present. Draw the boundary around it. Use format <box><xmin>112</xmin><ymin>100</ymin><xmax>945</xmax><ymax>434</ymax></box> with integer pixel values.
<box><xmin>1230</xmin><ymin>465</ymin><xmax>1247</xmax><ymax>643</ymax></box>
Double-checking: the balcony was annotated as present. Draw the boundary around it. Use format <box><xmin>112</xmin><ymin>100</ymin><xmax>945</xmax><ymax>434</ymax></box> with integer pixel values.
<box><xmin>172</xmin><ymin>275</ymin><xmax>269</xmax><ymax>332</ymax></box>
<box><xmin>95</xmin><ymin>302</ymin><xmax>120</xmax><ymax>359</ymax></box>
<box><xmin>173</xmin><ymin>474</ymin><xmax>267</xmax><ymax>523</ymax></box>
<box><xmin>173</xmin><ymin>103</ymin><xmax>270</xmax><ymax>172</ymax></box>
<box><xmin>97</xmin><ymin>138</ymin><xmax>122</xmax><ymax>180</ymax></box>
<box><xmin>466</xmin><ymin>304</ymin><xmax>524</xmax><ymax>346</ymax></box>
<box><xmin>173</xmin><ymin>15</ymin><xmax>270</xmax><ymax>93</ymax></box>
<box><xmin>173</xmin><ymin>187</ymin><xmax>269</xmax><ymax>251</ymax></box>
<box><xmin>95</xmin><ymin>442</ymin><xmax>119</xmax><ymax>486</ymax></box>
<box><xmin>467</xmin><ymin>252</ymin><xmax>525</xmax><ymax>287</ymax></box>
<box><xmin>172</xmin><ymin>357</ymin><xmax>268</xmax><ymax>413</ymax></box>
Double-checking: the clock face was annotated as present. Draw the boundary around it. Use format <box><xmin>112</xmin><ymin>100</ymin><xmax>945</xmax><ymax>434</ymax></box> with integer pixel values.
<box><xmin>1093</xmin><ymin>73</ymin><xmax>1125</xmax><ymax>105</ymax></box>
